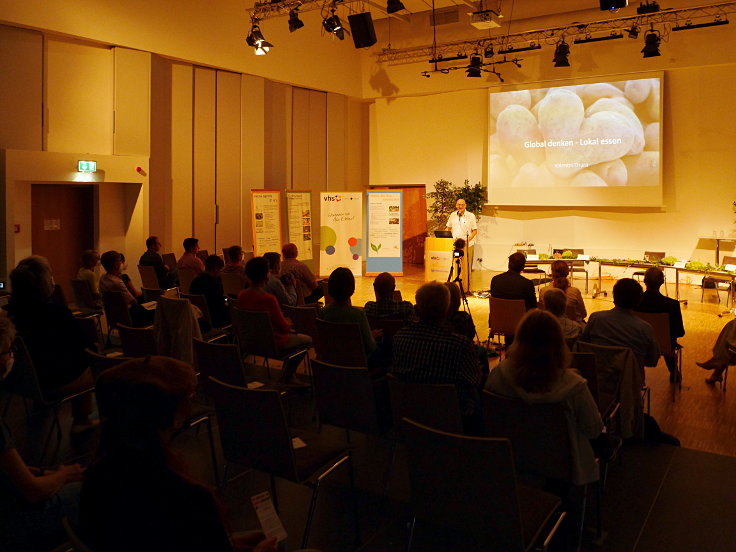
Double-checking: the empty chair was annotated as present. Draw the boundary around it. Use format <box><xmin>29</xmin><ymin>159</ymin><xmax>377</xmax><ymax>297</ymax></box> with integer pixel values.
<box><xmin>634</xmin><ymin>311</ymin><xmax>683</xmax><ymax>396</ymax></box>
<box><xmin>100</xmin><ymin>290</ymin><xmax>135</xmax><ymax>345</ymax></box>
<box><xmin>177</xmin><ymin>268</ymin><xmax>196</xmax><ymax>294</ymax></box>
<box><xmin>84</xmin><ymin>349</ymin><xmax>132</xmax><ymax>380</ymax></box>
<box><xmin>180</xmin><ymin>292</ymin><xmax>230</xmax><ymax>337</ymax></box>
<box><xmin>314</xmin><ymin>319</ymin><xmax>368</xmax><ymax>367</ymax></box>
<box><xmin>161</xmin><ymin>252</ymin><xmax>177</xmax><ymax>271</ymax></box>
<box><xmin>518</xmin><ymin>249</ymin><xmax>548</xmax><ymax>286</ymax></box>
<box><xmin>137</xmin><ymin>264</ymin><xmax>160</xmax><ymax>290</ymax></box>
<box><xmin>403</xmin><ymin>418</ymin><xmax>564</xmax><ymax>551</ymax></box>
<box><xmin>207</xmin><ymin>377</ymin><xmax>358</xmax><ymax>548</ymax></box>
<box><xmin>193</xmin><ymin>338</ymin><xmax>258</xmax><ymax>386</ymax></box>
<box><xmin>366</xmin><ymin>316</ymin><xmax>406</xmax><ymax>339</ymax></box>
<box><xmin>487</xmin><ymin>297</ymin><xmax>526</xmax><ymax>353</ymax></box>
<box><xmin>282</xmin><ymin>304</ymin><xmax>320</xmax><ymax>344</ymax></box>
<box><xmin>221</xmin><ymin>272</ymin><xmax>245</xmax><ymax>298</ymax></box>
<box><xmin>702</xmin><ymin>255</ymin><xmax>736</xmax><ymax>306</ymax></box>
<box><xmin>196</xmin><ymin>249</ymin><xmax>209</xmax><ymax>262</ymax></box>
<box><xmin>568</xmin><ymin>248</ymin><xmax>589</xmax><ymax>294</ymax></box>
<box><xmin>116</xmin><ymin>324</ymin><xmax>157</xmax><ymax>358</ymax></box>
<box><xmin>633</xmin><ymin>252</ymin><xmax>668</xmax><ymax>294</ymax></box>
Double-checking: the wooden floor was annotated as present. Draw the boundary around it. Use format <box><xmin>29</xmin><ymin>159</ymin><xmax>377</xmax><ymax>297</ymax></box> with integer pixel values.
<box><xmin>352</xmin><ymin>264</ymin><xmax>736</xmax><ymax>458</ymax></box>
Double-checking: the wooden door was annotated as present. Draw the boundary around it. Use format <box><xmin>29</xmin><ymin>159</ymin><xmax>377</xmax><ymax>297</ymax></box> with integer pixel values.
<box><xmin>31</xmin><ymin>184</ymin><xmax>95</xmax><ymax>302</ymax></box>
<box><xmin>400</xmin><ymin>186</ymin><xmax>427</xmax><ymax>264</ymax></box>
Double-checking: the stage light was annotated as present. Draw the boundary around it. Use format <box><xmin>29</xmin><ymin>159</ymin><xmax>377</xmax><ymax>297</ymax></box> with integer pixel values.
<box><xmin>323</xmin><ymin>9</ymin><xmax>345</xmax><ymax>40</ymax></box>
<box><xmin>466</xmin><ymin>56</ymin><xmax>483</xmax><ymax>77</ymax></box>
<box><xmin>672</xmin><ymin>18</ymin><xmax>729</xmax><ymax>31</ymax></box>
<box><xmin>288</xmin><ymin>9</ymin><xmax>304</xmax><ymax>32</ymax></box>
<box><xmin>387</xmin><ymin>0</ymin><xmax>405</xmax><ymax>14</ymax></box>
<box><xmin>553</xmin><ymin>40</ymin><xmax>570</xmax><ymax>67</ymax></box>
<box><xmin>498</xmin><ymin>42</ymin><xmax>541</xmax><ymax>54</ymax></box>
<box><xmin>627</xmin><ymin>24</ymin><xmax>640</xmax><ymax>38</ymax></box>
<box><xmin>484</xmin><ymin>46</ymin><xmax>494</xmax><ymax>58</ymax></box>
<box><xmin>573</xmin><ymin>31</ymin><xmax>623</xmax><ymax>44</ymax></box>
<box><xmin>641</xmin><ymin>29</ymin><xmax>661</xmax><ymax>57</ymax></box>
<box><xmin>246</xmin><ymin>22</ymin><xmax>273</xmax><ymax>54</ymax></box>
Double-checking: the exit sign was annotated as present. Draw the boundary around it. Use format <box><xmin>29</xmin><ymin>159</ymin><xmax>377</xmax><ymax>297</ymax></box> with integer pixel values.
<box><xmin>78</xmin><ymin>160</ymin><xmax>97</xmax><ymax>172</ymax></box>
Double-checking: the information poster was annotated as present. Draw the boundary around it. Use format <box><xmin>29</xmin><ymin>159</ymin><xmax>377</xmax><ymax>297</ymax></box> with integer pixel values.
<box><xmin>366</xmin><ymin>190</ymin><xmax>402</xmax><ymax>275</ymax></box>
<box><xmin>251</xmin><ymin>190</ymin><xmax>282</xmax><ymax>256</ymax></box>
<box><xmin>285</xmin><ymin>191</ymin><xmax>313</xmax><ymax>261</ymax></box>
<box><xmin>320</xmin><ymin>192</ymin><xmax>363</xmax><ymax>277</ymax></box>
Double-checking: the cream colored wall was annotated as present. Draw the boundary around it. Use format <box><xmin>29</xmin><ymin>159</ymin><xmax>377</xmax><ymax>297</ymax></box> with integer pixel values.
<box><xmin>0</xmin><ymin>1</ymin><xmax>364</xmax><ymax>98</ymax></box>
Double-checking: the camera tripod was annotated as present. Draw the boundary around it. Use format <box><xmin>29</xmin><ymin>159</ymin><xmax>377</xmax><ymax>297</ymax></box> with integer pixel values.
<box><xmin>447</xmin><ymin>255</ymin><xmax>481</xmax><ymax>344</ymax></box>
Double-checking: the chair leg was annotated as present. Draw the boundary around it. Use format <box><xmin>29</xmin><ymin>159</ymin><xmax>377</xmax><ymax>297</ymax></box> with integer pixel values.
<box><xmin>348</xmin><ymin>453</ymin><xmax>361</xmax><ymax>547</ymax></box>
<box><xmin>204</xmin><ymin>416</ymin><xmax>220</xmax><ymax>487</ymax></box>
<box><xmin>383</xmin><ymin>440</ymin><xmax>398</xmax><ymax>496</ymax></box>
<box><xmin>270</xmin><ymin>474</ymin><xmax>279</xmax><ymax>513</ymax></box>
<box><xmin>301</xmin><ymin>480</ymin><xmax>321</xmax><ymax>549</ymax></box>
<box><xmin>406</xmin><ymin>517</ymin><xmax>417</xmax><ymax>552</ymax></box>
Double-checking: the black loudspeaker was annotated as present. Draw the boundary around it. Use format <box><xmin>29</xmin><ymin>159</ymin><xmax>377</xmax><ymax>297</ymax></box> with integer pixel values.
<box><xmin>348</xmin><ymin>12</ymin><xmax>377</xmax><ymax>49</ymax></box>
<box><xmin>599</xmin><ymin>0</ymin><xmax>627</xmax><ymax>9</ymax></box>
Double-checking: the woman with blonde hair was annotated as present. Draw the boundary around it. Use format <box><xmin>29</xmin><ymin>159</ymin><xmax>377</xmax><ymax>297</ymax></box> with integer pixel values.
<box><xmin>538</xmin><ymin>260</ymin><xmax>587</xmax><ymax>323</ymax></box>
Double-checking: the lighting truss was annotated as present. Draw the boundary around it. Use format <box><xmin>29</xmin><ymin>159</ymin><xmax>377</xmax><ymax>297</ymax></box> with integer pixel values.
<box><xmin>249</xmin><ymin>0</ymin><xmax>410</xmax><ymax>22</ymax></box>
<box><xmin>376</xmin><ymin>1</ymin><xmax>736</xmax><ymax>64</ymax></box>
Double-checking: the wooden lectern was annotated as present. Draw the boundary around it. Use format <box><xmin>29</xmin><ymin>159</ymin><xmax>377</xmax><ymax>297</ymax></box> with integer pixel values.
<box><xmin>424</xmin><ymin>237</ymin><xmax>470</xmax><ymax>287</ymax></box>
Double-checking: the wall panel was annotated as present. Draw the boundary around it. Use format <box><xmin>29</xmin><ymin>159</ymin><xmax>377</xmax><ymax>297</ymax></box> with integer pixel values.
<box><xmin>265</xmin><ymin>81</ymin><xmax>291</xmax><ymax>191</ymax></box>
<box><xmin>193</xmin><ymin>66</ymin><xmax>216</xmax><ymax>252</ymax></box>
<box><xmin>327</xmin><ymin>92</ymin><xmax>346</xmax><ymax>190</ymax></box>
<box><xmin>0</xmin><ymin>25</ymin><xmax>42</xmax><ymax>151</ymax></box>
<box><xmin>307</xmin><ymin>90</ymin><xmax>327</xmax><ymax>191</ymax></box>
<box><xmin>114</xmin><ymin>47</ymin><xmax>151</xmax><ymax>156</ymax></box>
<box><xmin>46</xmin><ymin>38</ymin><xmax>113</xmax><ymax>154</ymax></box>
<box><xmin>241</xmin><ymin>74</ymin><xmax>266</xmax><ymax>252</ymax></box>
<box><xmin>215</xmin><ymin>70</ymin><xmax>242</xmax><ymax>253</ymax></box>
<box><xmin>170</xmin><ymin>62</ymin><xmax>194</xmax><ymax>254</ymax></box>
<box><xmin>149</xmin><ymin>55</ymin><xmax>173</xmax><ymax>247</ymax></box>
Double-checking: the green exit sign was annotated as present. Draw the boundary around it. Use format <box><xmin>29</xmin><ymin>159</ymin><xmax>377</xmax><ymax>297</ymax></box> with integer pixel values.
<box><xmin>78</xmin><ymin>160</ymin><xmax>97</xmax><ymax>172</ymax></box>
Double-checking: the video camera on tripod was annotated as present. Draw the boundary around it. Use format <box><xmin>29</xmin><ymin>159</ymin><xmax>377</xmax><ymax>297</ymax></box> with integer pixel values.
<box><xmin>452</xmin><ymin>238</ymin><xmax>465</xmax><ymax>258</ymax></box>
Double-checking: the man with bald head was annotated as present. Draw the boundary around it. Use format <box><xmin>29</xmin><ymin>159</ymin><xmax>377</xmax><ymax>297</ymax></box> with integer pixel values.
<box><xmin>363</xmin><ymin>272</ymin><xmax>416</xmax><ymax>323</ymax></box>
<box><xmin>445</xmin><ymin>198</ymin><xmax>478</xmax><ymax>290</ymax></box>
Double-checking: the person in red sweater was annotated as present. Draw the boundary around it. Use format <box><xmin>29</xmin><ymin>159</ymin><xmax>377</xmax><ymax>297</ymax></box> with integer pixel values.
<box><xmin>236</xmin><ymin>256</ymin><xmax>311</xmax><ymax>355</ymax></box>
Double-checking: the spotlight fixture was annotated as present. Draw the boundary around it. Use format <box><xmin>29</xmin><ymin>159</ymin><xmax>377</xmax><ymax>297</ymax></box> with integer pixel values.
<box><xmin>428</xmin><ymin>53</ymin><xmax>468</xmax><ymax>63</ymax></box>
<box><xmin>573</xmin><ymin>31</ymin><xmax>623</xmax><ymax>44</ymax></box>
<box><xmin>641</xmin><ymin>29</ymin><xmax>661</xmax><ymax>57</ymax></box>
<box><xmin>637</xmin><ymin>1</ymin><xmax>660</xmax><ymax>14</ymax></box>
<box><xmin>387</xmin><ymin>0</ymin><xmax>405</xmax><ymax>14</ymax></box>
<box><xmin>498</xmin><ymin>42</ymin><xmax>541</xmax><ymax>54</ymax></box>
<box><xmin>483</xmin><ymin>46</ymin><xmax>494</xmax><ymax>58</ymax></box>
<box><xmin>288</xmin><ymin>9</ymin><xmax>304</xmax><ymax>32</ymax></box>
<box><xmin>466</xmin><ymin>56</ymin><xmax>483</xmax><ymax>77</ymax></box>
<box><xmin>553</xmin><ymin>40</ymin><xmax>570</xmax><ymax>67</ymax></box>
<box><xmin>246</xmin><ymin>21</ymin><xmax>273</xmax><ymax>55</ymax></box>
<box><xmin>673</xmin><ymin>17</ymin><xmax>729</xmax><ymax>31</ymax></box>
<box><xmin>322</xmin><ymin>9</ymin><xmax>345</xmax><ymax>40</ymax></box>
<box><xmin>627</xmin><ymin>24</ymin><xmax>640</xmax><ymax>38</ymax></box>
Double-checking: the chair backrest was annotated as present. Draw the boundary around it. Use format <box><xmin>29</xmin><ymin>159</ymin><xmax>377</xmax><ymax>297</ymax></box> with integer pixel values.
<box><xmin>488</xmin><ymin>297</ymin><xmax>526</xmax><ymax>336</ymax></box>
<box><xmin>193</xmin><ymin>339</ymin><xmax>248</xmax><ymax>386</ymax></box>
<box><xmin>568</xmin><ymin>248</ymin><xmax>586</xmax><ymax>268</ymax></box>
<box><xmin>162</xmin><ymin>252</ymin><xmax>177</xmax><ymax>269</ymax></box>
<box><xmin>387</xmin><ymin>373</ymin><xmax>463</xmax><ymax>438</ymax></box>
<box><xmin>314</xmin><ymin>319</ymin><xmax>368</xmax><ymax>367</ymax></box>
<box><xmin>70</xmin><ymin>279</ymin><xmax>99</xmax><ymax>310</ymax></box>
<box><xmin>230</xmin><ymin>307</ymin><xmax>279</xmax><ymax>358</ymax></box>
<box><xmin>84</xmin><ymin>349</ymin><xmax>132</xmax><ymax>380</ymax></box>
<box><xmin>137</xmin><ymin>264</ymin><xmax>160</xmax><ymax>289</ymax></box>
<box><xmin>723</xmin><ymin>255</ymin><xmax>736</xmax><ymax>265</ymax></box>
<box><xmin>101</xmin><ymin>290</ymin><xmax>133</xmax><ymax>328</ymax></box>
<box><xmin>181</xmin><ymin>292</ymin><xmax>214</xmax><ymax>327</ymax></box>
<box><xmin>392</xmin><ymin>289</ymin><xmax>403</xmax><ymax>302</ymax></box>
<box><xmin>141</xmin><ymin>287</ymin><xmax>163</xmax><ymax>302</ymax></box>
<box><xmin>116</xmin><ymin>324</ymin><xmax>157</xmax><ymax>357</ymax></box>
<box><xmin>571</xmin><ymin>352</ymin><xmax>599</xmax><ymax>405</ymax></box>
<box><xmin>366</xmin><ymin>316</ymin><xmax>405</xmax><ymax>338</ymax></box>
<box><xmin>403</xmin><ymin>418</ymin><xmax>526</xmax><ymax>548</ymax></box>
<box><xmin>196</xmin><ymin>249</ymin><xmax>209</xmax><ymax>262</ymax></box>
<box><xmin>154</xmin><ymin>295</ymin><xmax>201</xmax><ymax>363</ymax></box>
<box><xmin>282</xmin><ymin>304</ymin><xmax>320</xmax><ymax>342</ymax></box>
<box><xmin>482</xmin><ymin>391</ymin><xmax>574</xmax><ymax>483</ymax></box>
<box><xmin>320</xmin><ymin>280</ymin><xmax>333</xmax><ymax>305</ymax></box>
<box><xmin>208</xmin><ymin>377</ymin><xmax>297</xmax><ymax>479</ymax></box>
<box><xmin>221</xmin><ymin>272</ymin><xmax>245</xmax><ymax>298</ymax></box>
<box><xmin>177</xmin><ymin>268</ymin><xmax>196</xmax><ymax>294</ymax></box>
<box><xmin>3</xmin><ymin>336</ymin><xmax>45</xmax><ymax>402</ymax></box>
<box><xmin>311</xmin><ymin>359</ymin><xmax>389</xmax><ymax>435</ymax></box>
<box><xmin>634</xmin><ymin>311</ymin><xmax>672</xmax><ymax>356</ymax></box>
<box><xmin>644</xmin><ymin>251</ymin><xmax>665</xmax><ymax>262</ymax></box>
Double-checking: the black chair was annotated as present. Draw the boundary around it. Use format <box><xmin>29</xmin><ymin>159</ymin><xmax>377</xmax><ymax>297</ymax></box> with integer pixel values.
<box><xmin>116</xmin><ymin>324</ymin><xmax>158</xmax><ymax>358</ymax></box>
<box><xmin>314</xmin><ymin>319</ymin><xmax>368</xmax><ymax>367</ymax></box>
<box><xmin>84</xmin><ymin>348</ymin><xmax>132</xmax><ymax>380</ymax></box>
<box><xmin>403</xmin><ymin>417</ymin><xmax>565</xmax><ymax>551</ymax></box>
<box><xmin>207</xmin><ymin>377</ymin><xmax>359</xmax><ymax>548</ymax></box>
<box><xmin>180</xmin><ymin>292</ymin><xmax>231</xmax><ymax>339</ymax></box>
<box><xmin>568</xmin><ymin>248</ymin><xmax>589</xmax><ymax>294</ymax></box>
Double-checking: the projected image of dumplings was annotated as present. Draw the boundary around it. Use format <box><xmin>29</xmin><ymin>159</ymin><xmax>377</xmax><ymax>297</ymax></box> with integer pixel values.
<box><xmin>489</xmin><ymin>77</ymin><xmax>660</xmax><ymax>188</ymax></box>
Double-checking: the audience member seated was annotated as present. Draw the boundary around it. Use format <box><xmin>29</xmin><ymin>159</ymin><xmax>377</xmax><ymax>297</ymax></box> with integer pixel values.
<box><xmin>177</xmin><ymin>237</ymin><xmax>205</xmax><ymax>275</ymax></box>
<box><xmin>364</xmin><ymin>272</ymin><xmax>416</xmax><ymax>323</ymax></box>
<box><xmin>263</xmin><ymin>252</ymin><xmax>296</xmax><ymax>308</ymax></box>
<box><xmin>541</xmin><ymin>287</ymin><xmax>582</xmax><ymax>340</ymax></box>
<box><xmin>486</xmin><ymin>309</ymin><xmax>603</xmax><ymax>486</ymax></box>
<box><xmin>636</xmin><ymin>267</ymin><xmax>685</xmax><ymax>382</ymax></box>
<box><xmin>100</xmin><ymin>251</ymin><xmax>155</xmax><ymax>327</ymax></box>
<box><xmin>697</xmin><ymin>319</ymin><xmax>736</xmax><ymax>385</ymax></box>
<box><xmin>236</xmin><ymin>257</ymin><xmax>311</xmax><ymax>355</ymax></box>
<box><xmin>581</xmin><ymin>278</ymin><xmax>660</xmax><ymax>371</ymax></box>
<box><xmin>76</xmin><ymin>249</ymin><xmax>101</xmax><ymax>306</ymax></box>
<box><xmin>223</xmin><ymin>245</ymin><xmax>248</xmax><ymax>289</ymax></box>
<box><xmin>190</xmin><ymin>255</ymin><xmax>230</xmax><ymax>328</ymax></box>
<box><xmin>319</xmin><ymin>267</ymin><xmax>391</xmax><ymax>373</ymax></box>
<box><xmin>490</xmin><ymin>252</ymin><xmax>537</xmax><ymax>311</ymax></box>
<box><xmin>281</xmin><ymin>243</ymin><xmax>323</xmax><ymax>304</ymax></box>
<box><xmin>0</xmin><ymin>314</ymin><xmax>85</xmax><ymax>552</ymax></box>
<box><xmin>538</xmin><ymin>260</ymin><xmax>587</xmax><ymax>323</ymax></box>
<box><xmin>392</xmin><ymin>281</ymin><xmax>484</xmax><ymax>432</ymax></box>
<box><xmin>443</xmin><ymin>281</ymin><xmax>475</xmax><ymax>340</ymax></box>
<box><xmin>139</xmin><ymin>235</ymin><xmax>176</xmax><ymax>289</ymax></box>
<box><xmin>79</xmin><ymin>356</ymin><xmax>277</xmax><ymax>552</ymax></box>
<box><xmin>3</xmin><ymin>256</ymin><xmax>95</xmax><ymax>431</ymax></box>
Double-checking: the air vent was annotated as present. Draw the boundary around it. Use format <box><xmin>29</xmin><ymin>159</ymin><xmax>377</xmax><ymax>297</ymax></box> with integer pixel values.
<box><xmin>430</xmin><ymin>7</ymin><xmax>459</xmax><ymax>26</ymax></box>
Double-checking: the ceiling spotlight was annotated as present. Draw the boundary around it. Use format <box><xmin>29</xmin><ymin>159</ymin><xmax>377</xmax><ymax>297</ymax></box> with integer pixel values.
<box><xmin>641</xmin><ymin>29</ymin><xmax>661</xmax><ymax>57</ymax></box>
<box><xmin>466</xmin><ymin>56</ymin><xmax>483</xmax><ymax>77</ymax></box>
<box><xmin>627</xmin><ymin>24</ymin><xmax>640</xmax><ymax>38</ymax></box>
<box><xmin>246</xmin><ymin>22</ymin><xmax>273</xmax><ymax>54</ymax></box>
<box><xmin>288</xmin><ymin>9</ymin><xmax>304</xmax><ymax>32</ymax></box>
<box><xmin>387</xmin><ymin>0</ymin><xmax>406</xmax><ymax>14</ymax></box>
<box><xmin>322</xmin><ymin>9</ymin><xmax>345</xmax><ymax>40</ymax></box>
<box><xmin>553</xmin><ymin>40</ymin><xmax>570</xmax><ymax>67</ymax></box>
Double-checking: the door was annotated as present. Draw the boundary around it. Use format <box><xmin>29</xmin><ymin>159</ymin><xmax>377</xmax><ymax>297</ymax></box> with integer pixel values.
<box><xmin>31</xmin><ymin>184</ymin><xmax>95</xmax><ymax>303</ymax></box>
<box><xmin>400</xmin><ymin>186</ymin><xmax>427</xmax><ymax>264</ymax></box>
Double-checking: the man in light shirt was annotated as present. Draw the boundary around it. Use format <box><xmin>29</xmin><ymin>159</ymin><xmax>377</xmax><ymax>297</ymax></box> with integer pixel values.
<box><xmin>445</xmin><ymin>198</ymin><xmax>478</xmax><ymax>291</ymax></box>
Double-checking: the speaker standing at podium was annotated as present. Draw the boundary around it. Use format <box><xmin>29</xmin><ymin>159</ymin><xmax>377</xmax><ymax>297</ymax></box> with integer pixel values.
<box><xmin>445</xmin><ymin>198</ymin><xmax>478</xmax><ymax>291</ymax></box>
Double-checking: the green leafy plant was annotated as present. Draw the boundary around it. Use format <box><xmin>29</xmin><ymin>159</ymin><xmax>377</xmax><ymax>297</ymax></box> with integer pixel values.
<box><xmin>539</xmin><ymin>253</ymin><xmax>550</xmax><ymax>260</ymax></box>
<box><xmin>425</xmin><ymin>179</ymin><xmax>487</xmax><ymax>233</ymax></box>
<box><xmin>661</xmin><ymin>256</ymin><xmax>678</xmax><ymax>266</ymax></box>
<box><xmin>561</xmin><ymin>250</ymin><xmax>575</xmax><ymax>259</ymax></box>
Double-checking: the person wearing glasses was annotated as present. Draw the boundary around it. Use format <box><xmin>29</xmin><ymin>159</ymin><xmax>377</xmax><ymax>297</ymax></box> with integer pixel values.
<box><xmin>0</xmin><ymin>313</ymin><xmax>85</xmax><ymax>552</ymax></box>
